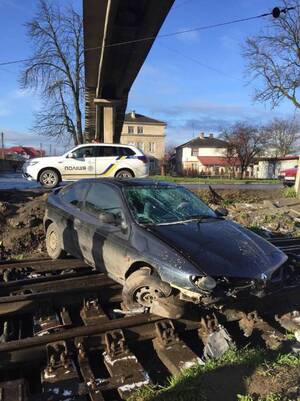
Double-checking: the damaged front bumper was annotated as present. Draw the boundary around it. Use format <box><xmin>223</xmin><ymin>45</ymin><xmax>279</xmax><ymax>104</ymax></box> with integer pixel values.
<box><xmin>172</xmin><ymin>259</ymin><xmax>300</xmax><ymax>308</ymax></box>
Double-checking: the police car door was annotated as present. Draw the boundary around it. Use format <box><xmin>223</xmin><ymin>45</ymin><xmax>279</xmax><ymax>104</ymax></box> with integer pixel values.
<box><xmin>62</xmin><ymin>146</ymin><xmax>96</xmax><ymax>180</ymax></box>
<box><xmin>95</xmin><ymin>145</ymin><xmax>120</xmax><ymax>177</ymax></box>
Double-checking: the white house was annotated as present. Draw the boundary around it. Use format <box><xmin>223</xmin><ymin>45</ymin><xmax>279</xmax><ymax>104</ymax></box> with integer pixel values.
<box><xmin>175</xmin><ymin>133</ymin><xmax>242</xmax><ymax>176</ymax></box>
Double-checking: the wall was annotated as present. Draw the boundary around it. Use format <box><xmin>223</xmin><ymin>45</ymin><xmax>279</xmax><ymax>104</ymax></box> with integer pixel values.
<box><xmin>121</xmin><ymin>122</ymin><xmax>166</xmax><ymax>171</ymax></box>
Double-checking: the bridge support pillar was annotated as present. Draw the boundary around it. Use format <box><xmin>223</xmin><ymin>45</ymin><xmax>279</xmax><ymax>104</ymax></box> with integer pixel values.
<box><xmin>94</xmin><ymin>99</ymin><xmax>119</xmax><ymax>144</ymax></box>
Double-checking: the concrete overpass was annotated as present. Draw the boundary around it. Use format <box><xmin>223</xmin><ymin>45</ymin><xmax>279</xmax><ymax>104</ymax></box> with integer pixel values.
<box><xmin>83</xmin><ymin>0</ymin><xmax>175</xmax><ymax>143</ymax></box>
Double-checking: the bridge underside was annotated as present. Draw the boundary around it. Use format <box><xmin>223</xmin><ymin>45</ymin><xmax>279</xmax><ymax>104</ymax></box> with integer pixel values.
<box><xmin>83</xmin><ymin>0</ymin><xmax>175</xmax><ymax>143</ymax></box>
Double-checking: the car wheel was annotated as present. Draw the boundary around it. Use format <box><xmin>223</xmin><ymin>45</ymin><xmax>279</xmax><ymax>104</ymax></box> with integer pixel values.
<box><xmin>122</xmin><ymin>268</ymin><xmax>172</xmax><ymax>311</ymax></box>
<box><xmin>115</xmin><ymin>169</ymin><xmax>134</xmax><ymax>178</ymax></box>
<box><xmin>39</xmin><ymin>169</ymin><xmax>60</xmax><ymax>188</ymax></box>
<box><xmin>46</xmin><ymin>222</ymin><xmax>67</xmax><ymax>260</ymax></box>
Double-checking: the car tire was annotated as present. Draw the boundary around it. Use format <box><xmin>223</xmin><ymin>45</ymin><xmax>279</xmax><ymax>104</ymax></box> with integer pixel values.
<box><xmin>122</xmin><ymin>268</ymin><xmax>172</xmax><ymax>310</ymax></box>
<box><xmin>115</xmin><ymin>169</ymin><xmax>134</xmax><ymax>178</ymax></box>
<box><xmin>46</xmin><ymin>222</ymin><xmax>67</xmax><ymax>260</ymax></box>
<box><xmin>39</xmin><ymin>169</ymin><xmax>60</xmax><ymax>188</ymax></box>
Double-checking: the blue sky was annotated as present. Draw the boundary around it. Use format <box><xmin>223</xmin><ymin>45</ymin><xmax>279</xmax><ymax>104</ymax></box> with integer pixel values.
<box><xmin>0</xmin><ymin>0</ymin><xmax>297</xmax><ymax>153</ymax></box>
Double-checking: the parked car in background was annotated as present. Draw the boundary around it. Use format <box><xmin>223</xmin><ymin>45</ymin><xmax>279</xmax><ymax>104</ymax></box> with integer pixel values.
<box><xmin>279</xmin><ymin>166</ymin><xmax>297</xmax><ymax>187</ymax></box>
<box><xmin>22</xmin><ymin>143</ymin><xmax>149</xmax><ymax>188</ymax></box>
<box><xmin>44</xmin><ymin>178</ymin><xmax>288</xmax><ymax>319</ymax></box>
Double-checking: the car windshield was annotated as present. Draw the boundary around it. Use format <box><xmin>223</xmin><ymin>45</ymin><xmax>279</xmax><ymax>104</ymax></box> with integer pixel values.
<box><xmin>125</xmin><ymin>186</ymin><xmax>216</xmax><ymax>225</ymax></box>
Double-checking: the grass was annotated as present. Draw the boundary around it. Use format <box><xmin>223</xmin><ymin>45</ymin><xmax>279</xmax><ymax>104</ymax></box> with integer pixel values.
<box><xmin>281</xmin><ymin>186</ymin><xmax>297</xmax><ymax>198</ymax></box>
<box><xmin>129</xmin><ymin>347</ymin><xmax>300</xmax><ymax>401</ymax></box>
<box><xmin>151</xmin><ymin>175</ymin><xmax>281</xmax><ymax>185</ymax></box>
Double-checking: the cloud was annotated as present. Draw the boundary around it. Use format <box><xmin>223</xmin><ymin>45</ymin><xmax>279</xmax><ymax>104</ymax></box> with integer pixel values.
<box><xmin>176</xmin><ymin>28</ymin><xmax>200</xmax><ymax>43</ymax></box>
<box><xmin>0</xmin><ymin>101</ymin><xmax>11</xmax><ymax>117</ymax></box>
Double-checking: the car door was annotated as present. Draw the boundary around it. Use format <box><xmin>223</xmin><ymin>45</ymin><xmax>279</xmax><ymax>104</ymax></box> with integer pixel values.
<box><xmin>58</xmin><ymin>182</ymin><xmax>91</xmax><ymax>258</ymax></box>
<box><xmin>95</xmin><ymin>146</ymin><xmax>120</xmax><ymax>177</ymax></box>
<box><xmin>75</xmin><ymin>182</ymin><xmax>130</xmax><ymax>280</ymax></box>
<box><xmin>61</xmin><ymin>146</ymin><xmax>97</xmax><ymax>180</ymax></box>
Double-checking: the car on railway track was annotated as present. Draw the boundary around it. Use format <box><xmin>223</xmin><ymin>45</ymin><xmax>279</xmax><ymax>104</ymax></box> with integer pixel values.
<box><xmin>22</xmin><ymin>143</ymin><xmax>149</xmax><ymax>188</ymax></box>
<box><xmin>44</xmin><ymin>178</ymin><xmax>294</xmax><ymax>319</ymax></box>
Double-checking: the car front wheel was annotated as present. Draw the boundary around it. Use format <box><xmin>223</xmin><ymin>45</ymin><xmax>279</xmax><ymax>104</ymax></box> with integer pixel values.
<box><xmin>122</xmin><ymin>268</ymin><xmax>172</xmax><ymax>311</ymax></box>
<box><xmin>115</xmin><ymin>169</ymin><xmax>134</xmax><ymax>178</ymax></box>
<box><xmin>46</xmin><ymin>222</ymin><xmax>67</xmax><ymax>260</ymax></box>
<box><xmin>39</xmin><ymin>169</ymin><xmax>60</xmax><ymax>188</ymax></box>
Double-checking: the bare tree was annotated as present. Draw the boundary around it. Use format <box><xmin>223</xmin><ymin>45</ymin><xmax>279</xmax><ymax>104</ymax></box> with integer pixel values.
<box><xmin>222</xmin><ymin>122</ymin><xmax>267</xmax><ymax>178</ymax></box>
<box><xmin>243</xmin><ymin>0</ymin><xmax>300</xmax><ymax>109</ymax></box>
<box><xmin>263</xmin><ymin>117</ymin><xmax>299</xmax><ymax>157</ymax></box>
<box><xmin>21</xmin><ymin>0</ymin><xmax>84</xmax><ymax>145</ymax></box>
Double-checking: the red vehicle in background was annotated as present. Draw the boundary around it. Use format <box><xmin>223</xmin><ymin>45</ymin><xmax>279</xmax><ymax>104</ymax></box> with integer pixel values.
<box><xmin>279</xmin><ymin>166</ymin><xmax>298</xmax><ymax>186</ymax></box>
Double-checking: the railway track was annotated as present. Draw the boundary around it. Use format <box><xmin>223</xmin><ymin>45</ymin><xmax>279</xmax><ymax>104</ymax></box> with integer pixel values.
<box><xmin>0</xmin><ymin>244</ymin><xmax>300</xmax><ymax>401</ymax></box>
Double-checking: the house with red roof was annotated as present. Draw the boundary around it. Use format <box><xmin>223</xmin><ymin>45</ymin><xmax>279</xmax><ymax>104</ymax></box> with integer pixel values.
<box><xmin>3</xmin><ymin>146</ymin><xmax>45</xmax><ymax>160</ymax></box>
<box><xmin>175</xmin><ymin>133</ymin><xmax>244</xmax><ymax>177</ymax></box>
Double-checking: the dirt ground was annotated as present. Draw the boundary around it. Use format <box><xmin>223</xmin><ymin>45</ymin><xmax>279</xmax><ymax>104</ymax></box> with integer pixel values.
<box><xmin>0</xmin><ymin>189</ymin><xmax>48</xmax><ymax>259</ymax></box>
<box><xmin>0</xmin><ymin>187</ymin><xmax>299</xmax><ymax>259</ymax></box>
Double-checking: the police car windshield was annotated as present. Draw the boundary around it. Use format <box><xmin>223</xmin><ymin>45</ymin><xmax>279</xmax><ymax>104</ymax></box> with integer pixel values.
<box><xmin>125</xmin><ymin>186</ymin><xmax>216</xmax><ymax>225</ymax></box>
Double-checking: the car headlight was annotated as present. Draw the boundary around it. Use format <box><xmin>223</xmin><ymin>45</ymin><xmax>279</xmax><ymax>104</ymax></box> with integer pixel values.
<box><xmin>27</xmin><ymin>161</ymin><xmax>38</xmax><ymax>166</ymax></box>
<box><xmin>191</xmin><ymin>275</ymin><xmax>216</xmax><ymax>291</ymax></box>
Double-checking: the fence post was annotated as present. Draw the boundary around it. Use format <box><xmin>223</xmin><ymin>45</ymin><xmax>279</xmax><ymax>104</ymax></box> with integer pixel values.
<box><xmin>295</xmin><ymin>156</ymin><xmax>300</xmax><ymax>197</ymax></box>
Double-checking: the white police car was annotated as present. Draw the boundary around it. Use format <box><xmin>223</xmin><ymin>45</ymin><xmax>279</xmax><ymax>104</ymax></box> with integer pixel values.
<box><xmin>22</xmin><ymin>143</ymin><xmax>149</xmax><ymax>188</ymax></box>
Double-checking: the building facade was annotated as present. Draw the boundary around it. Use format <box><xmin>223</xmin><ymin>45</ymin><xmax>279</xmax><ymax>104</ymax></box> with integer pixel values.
<box><xmin>120</xmin><ymin>111</ymin><xmax>166</xmax><ymax>172</ymax></box>
<box><xmin>175</xmin><ymin>133</ymin><xmax>244</xmax><ymax>176</ymax></box>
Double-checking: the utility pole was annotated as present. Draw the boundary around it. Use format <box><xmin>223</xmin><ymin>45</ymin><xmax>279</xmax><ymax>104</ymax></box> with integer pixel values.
<box><xmin>49</xmin><ymin>144</ymin><xmax>52</xmax><ymax>156</ymax></box>
<box><xmin>1</xmin><ymin>132</ymin><xmax>4</xmax><ymax>159</ymax></box>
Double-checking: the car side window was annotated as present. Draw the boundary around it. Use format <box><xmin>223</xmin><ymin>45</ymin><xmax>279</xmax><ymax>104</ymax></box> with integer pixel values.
<box><xmin>119</xmin><ymin>147</ymin><xmax>135</xmax><ymax>156</ymax></box>
<box><xmin>83</xmin><ymin>183</ymin><xmax>123</xmax><ymax>220</ymax></box>
<box><xmin>96</xmin><ymin>146</ymin><xmax>119</xmax><ymax>157</ymax></box>
<box><xmin>72</xmin><ymin>146</ymin><xmax>96</xmax><ymax>158</ymax></box>
<box><xmin>60</xmin><ymin>182</ymin><xmax>90</xmax><ymax>207</ymax></box>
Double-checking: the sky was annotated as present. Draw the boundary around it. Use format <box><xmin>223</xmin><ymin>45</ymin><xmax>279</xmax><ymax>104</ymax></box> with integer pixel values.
<box><xmin>0</xmin><ymin>0</ymin><xmax>297</xmax><ymax>154</ymax></box>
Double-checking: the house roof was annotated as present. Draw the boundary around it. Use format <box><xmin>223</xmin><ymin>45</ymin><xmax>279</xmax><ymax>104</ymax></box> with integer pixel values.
<box><xmin>176</xmin><ymin>136</ymin><xmax>228</xmax><ymax>149</ymax></box>
<box><xmin>124</xmin><ymin>112</ymin><xmax>166</xmax><ymax>125</ymax></box>
<box><xmin>198</xmin><ymin>156</ymin><xmax>241</xmax><ymax>167</ymax></box>
<box><xmin>5</xmin><ymin>146</ymin><xmax>45</xmax><ymax>158</ymax></box>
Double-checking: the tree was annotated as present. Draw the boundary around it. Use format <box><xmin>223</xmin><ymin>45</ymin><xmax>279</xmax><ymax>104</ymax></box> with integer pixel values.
<box><xmin>263</xmin><ymin>117</ymin><xmax>299</xmax><ymax>157</ymax></box>
<box><xmin>243</xmin><ymin>0</ymin><xmax>300</xmax><ymax>109</ymax></box>
<box><xmin>222</xmin><ymin>122</ymin><xmax>267</xmax><ymax>178</ymax></box>
<box><xmin>21</xmin><ymin>0</ymin><xmax>84</xmax><ymax>145</ymax></box>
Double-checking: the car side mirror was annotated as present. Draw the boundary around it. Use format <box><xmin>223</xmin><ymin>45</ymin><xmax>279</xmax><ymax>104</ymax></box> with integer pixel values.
<box><xmin>215</xmin><ymin>207</ymin><xmax>228</xmax><ymax>217</ymax></box>
<box><xmin>67</xmin><ymin>153</ymin><xmax>75</xmax><ymax>159</ymax></box>
<box><xmin>98</xmin><ymin>211</ymin><xmax>116</xmax><ymax>224</ymax></box>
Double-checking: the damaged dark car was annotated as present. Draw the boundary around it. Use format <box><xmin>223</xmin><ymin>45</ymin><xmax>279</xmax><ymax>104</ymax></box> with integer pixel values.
<box><xmin>44</xmin><ymin>178</ymin><xmax>290</xmax><ymax>319</ymax></box>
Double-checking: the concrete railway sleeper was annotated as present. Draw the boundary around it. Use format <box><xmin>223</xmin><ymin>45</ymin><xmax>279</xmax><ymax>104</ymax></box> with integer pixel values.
<box><xmin>0</xmin><ymin>258</ymin><xmax>300</xmax><ymax>400</ymax></box>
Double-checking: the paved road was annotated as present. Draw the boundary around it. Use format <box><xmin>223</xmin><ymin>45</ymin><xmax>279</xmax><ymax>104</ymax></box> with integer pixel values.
<box><xmin>0</xmin><ymin>173</ymin><xmax>283</xmax><ymax>191</ymax></box>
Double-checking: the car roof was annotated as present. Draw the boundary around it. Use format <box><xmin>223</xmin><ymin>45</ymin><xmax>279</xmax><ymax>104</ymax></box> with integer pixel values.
<box><xmin>75</xmin><ymin>143</ymin><xmax>135</xmax><ymax>148</ymax></box>
<box><xmin>69</xmin><ymin>178</ymin><xmax>178</xmax><ymax>188</ymax></box>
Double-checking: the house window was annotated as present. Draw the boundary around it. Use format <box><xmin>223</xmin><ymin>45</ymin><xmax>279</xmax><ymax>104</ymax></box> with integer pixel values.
<box><xmin>192</xmin><ymin>148</ymin><xmax>198</xmax><ymax>156</ymax></box>
<box><xmin>148</xmin><ymin>142</ymin><xmax>155</xmax><ymax>153</ymax></box>
<box><xmin>137</xmin><ymin>142</ymin><xmax>144</xmax><ymax>150</ymax></box>
<box><xmin>137</xmin><ymin>126</ymin><xmax>143</xmax><ymax>134</ymax></box>
<box><xmin>128</xmin><ymin>126</ymin><xmax>134</xmax><ymax>134</ymax></box>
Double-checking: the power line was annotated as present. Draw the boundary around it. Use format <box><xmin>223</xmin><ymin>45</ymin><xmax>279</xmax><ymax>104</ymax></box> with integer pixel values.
<box><xmin>161</xmin><ymin>44</ymin><xmax>243</xmax><ymax>82</ymax></box>
<box><xmin>0</xmin><ymin>5</ymin><xmax>297</xmax><ymax>67</ymax></box>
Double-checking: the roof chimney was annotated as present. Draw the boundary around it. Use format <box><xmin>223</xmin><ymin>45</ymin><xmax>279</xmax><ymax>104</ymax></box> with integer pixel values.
<box><xmin>131</xmin><ymin>110</ymin><xmax>136</xmax><ymax>119</ymax></box>
<box><xmin>209</xmin><ymin>133</ymin><xmax>214</xmax><ymax>138</ymax></box>
<box><xmin>199</xmin><ymin>132</ymin><xmax>205</xmax><ymax>139</ymax></box>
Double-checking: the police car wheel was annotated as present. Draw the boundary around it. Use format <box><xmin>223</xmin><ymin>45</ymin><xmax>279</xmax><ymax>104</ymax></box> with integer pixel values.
<box><xmin>115</xmin><ymin>169</ymin><xmax>134</xmax><ymax>178</ymax></box>
<box><xmin>39</xmin><ymin>169</ymin><xmax>60</xmax><ymax>188</ymax></box>
<box><xmin>46</xmin><ymin>222</ymin><xmax>67</xmax><ymax>260</ymax></box>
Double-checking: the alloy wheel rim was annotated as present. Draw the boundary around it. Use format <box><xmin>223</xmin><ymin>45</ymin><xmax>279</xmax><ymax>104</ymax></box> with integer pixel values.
<box><xmin>42</xmin><ymin>172</ymin><xmax>56</xmax><ymax>185</ymax></box>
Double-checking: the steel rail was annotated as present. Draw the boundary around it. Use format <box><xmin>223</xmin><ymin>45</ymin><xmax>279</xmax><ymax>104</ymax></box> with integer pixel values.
<box><xmin>0</xmin><ymin>314</ymin><xmax>163</xmax><ymax>353</ymax></box>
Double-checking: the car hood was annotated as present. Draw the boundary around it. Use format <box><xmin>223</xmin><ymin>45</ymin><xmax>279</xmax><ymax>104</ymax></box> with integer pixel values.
<box><xmin>148</xmin><ymin>219</ymin><xmax>288</xmax><ymax>279</ymax></box>
<box><xmin>26</xmin><ymin>156</ymin><xmax>64</xmax><ymax>164</ymax></box>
